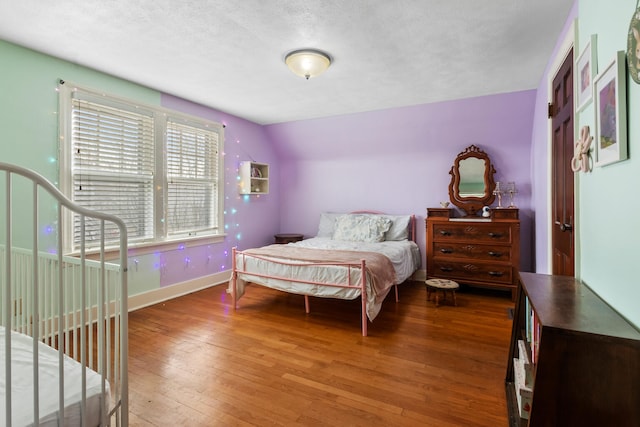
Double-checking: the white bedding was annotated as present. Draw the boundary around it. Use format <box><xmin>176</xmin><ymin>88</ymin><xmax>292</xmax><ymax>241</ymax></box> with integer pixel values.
<box><xmin>292</xmin><ymin>237</ymin><xmax>421</xmax><ymax>282</ymax></box>
<box><xmin>231</xmin><ymin>237</ymin><xmax>420</xmax><ymax>321</ymax></box>
<box><xmin>0</xmin><ymin>327</ymin><xmax>109</xmax><ymax>427</ymax></box>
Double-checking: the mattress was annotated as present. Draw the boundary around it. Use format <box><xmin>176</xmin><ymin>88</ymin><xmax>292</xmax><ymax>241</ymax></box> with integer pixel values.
<box><xmin>0</xmin><ymin>327</ymin><xmax>110</xmax><ymax>427</ymax></box>
<box><xmin>233</xmin><ymin>238</ymin><xmax>420</xmax><ymax>321</ymax></box>
<box><xmin>291</xmin><ymin>237</ymin><xmax>421</xmax><ymax>283</ymax></box>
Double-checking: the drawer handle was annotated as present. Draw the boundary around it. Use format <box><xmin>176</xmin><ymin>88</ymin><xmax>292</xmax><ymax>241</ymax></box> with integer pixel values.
<box><xmin>488</xmin><ymin>232</ymin><xmax>503</xmax><ymax>238</ymax></box>
<box><xmin>439</xmin><ymin>230</ymin><xmax>451</xmax><ymax>236</ymax></box>
<box><xmin>488</xmin><ymin>271</ymin><xmax>504</xmax><ymax>277</ymax></box>
<box><xmin>488</xmin><ymin>251</ymin><xmax>503</xmax><ymax>257</ymax></box>
<box><xmin>439</xmin><ymin>267</ymin><xmax>453</xmax><ymax>272</ymax></box>
<box><xmin>440</xmin><ymin>248</ymin><xmax>453</xmax><ymax>254</ymax></box>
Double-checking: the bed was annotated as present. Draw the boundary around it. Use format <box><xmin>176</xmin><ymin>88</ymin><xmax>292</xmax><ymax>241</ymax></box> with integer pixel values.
<box><xmin>0</xmin><ymin>162</ymin><xmax>128</xmax><ymax>426</ymax></box>
<box><xmin>229</xmin><ymin>212</ymin><xmax>420</xmax><ymax>336</ymax></box>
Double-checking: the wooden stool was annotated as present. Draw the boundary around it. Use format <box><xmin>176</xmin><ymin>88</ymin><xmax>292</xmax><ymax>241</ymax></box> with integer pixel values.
<box><xmin>425</xmin><ymin>279</ymin><xmax>459</xmax><ymax>307</ymax></box>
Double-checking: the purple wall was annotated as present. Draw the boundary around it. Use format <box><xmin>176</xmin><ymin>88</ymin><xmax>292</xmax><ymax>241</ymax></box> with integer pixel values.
<box><xmin>160</xmin><ymin>94</ymin><xmax>281</xmax><ymax>284</ymax></box>
<box><xmin>158</xmin><ymin>89</ymin><xmax>537</xmax><ymax>283</ymax></box>
<box><xmin>265</xmin><ymin>90</ymin><xmax>537</xmax><ymax>272</ymax></box>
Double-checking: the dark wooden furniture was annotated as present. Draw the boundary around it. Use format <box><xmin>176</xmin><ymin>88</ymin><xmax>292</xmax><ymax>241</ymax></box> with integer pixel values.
<box><xmin>506</xmin><ymin>272</ymin><xmax>640</xmax><ymax>427</ymax></box>
<box><xmin>426</xmin><ymin>207</ymin><xmax>520</xmax><ymax>299</ymax></box>
<box><xmin>274</xmin><ymin>233</ymin><xmax>304</xmax><ymax>244</ymax></box>
<box><xmin>448</xmin><ymin>144</ymin><xmax>496</xmax><ymax>216</ymax></box>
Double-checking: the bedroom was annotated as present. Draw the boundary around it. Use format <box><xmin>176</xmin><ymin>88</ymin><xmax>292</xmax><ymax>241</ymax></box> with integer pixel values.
<box><xmin>1</xmin><ymin>0</ymin><xmax>640</xmax><ymax>426</ymax></box>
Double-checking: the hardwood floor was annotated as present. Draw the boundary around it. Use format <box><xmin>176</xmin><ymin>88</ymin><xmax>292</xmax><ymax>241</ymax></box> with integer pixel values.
<box><xmin>127</xmin><ymin>281</ymin><xmax>515</xmax><ymax>426</ymax></box>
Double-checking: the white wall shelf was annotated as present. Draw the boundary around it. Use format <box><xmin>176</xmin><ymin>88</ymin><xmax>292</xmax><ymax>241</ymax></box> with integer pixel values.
<box><xmin>239</xmin><ymin>161</ymin><xmax>269</xmax><ymax>195</ymax></box>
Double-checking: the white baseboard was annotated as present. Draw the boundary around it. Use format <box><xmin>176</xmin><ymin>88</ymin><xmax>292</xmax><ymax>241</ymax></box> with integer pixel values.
<box><xmin>129</xmin><ymin>267</ymin><xmax>426</xmax><ymax>311</ymax></box>
<box><xmin>128</xmin><ymin>270</ymin><xmax>232</xmax><ymax>312</ymax></box>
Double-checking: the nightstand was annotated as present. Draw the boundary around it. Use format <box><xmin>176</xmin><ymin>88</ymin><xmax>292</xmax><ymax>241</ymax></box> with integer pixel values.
<box><xmin>274</xmin><ymin>233</ymin><xmax>304</xmax><ymax>244</ymax></box>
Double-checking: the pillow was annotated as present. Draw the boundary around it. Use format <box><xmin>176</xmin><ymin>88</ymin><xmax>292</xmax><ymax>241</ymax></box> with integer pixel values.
<box><xmin>317</xmin><ymin>212</ymin><xmax>342</xmax><ymax>237</ymax></box>
<box><xmin>332</xmin><ymin>214</ymin><xmax>393</xmax><ymax>242</ymax></box>
<box><xmin>383</xmin><ymin>215</ymin><xmax>411</xmax><ymax>241</ymax></box>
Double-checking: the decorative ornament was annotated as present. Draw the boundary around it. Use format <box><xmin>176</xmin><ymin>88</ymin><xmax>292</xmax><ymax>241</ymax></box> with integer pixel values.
<box><xmin>505</xmin><ymin>182</ymin><xmax>518</xmax><ymax>208</ymax></box>
<box><xmin>482</xmin><ymin>206</ymin><xmax>491</xmax><ymax>218</ymax></box>
<box><xmin>571</xmin><ymin>125</ymin><xmax>593</xmax><ymax>173</ymax></box>
<box><xmin>626</xmin><ymin>2</ymin><xmax>640</xmax><ymax>84</ymax></box>
<box><xmin>493</xmin><ymin>181</ymin><xmax>503</xmax><ymax>208</ymax></box>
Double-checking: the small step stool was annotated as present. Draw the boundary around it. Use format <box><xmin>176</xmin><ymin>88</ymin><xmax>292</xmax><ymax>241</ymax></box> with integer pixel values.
<box><xmin>425</xmin><ymin>279</ymin><xmax>459</xmax><ymax>307</ymax></box>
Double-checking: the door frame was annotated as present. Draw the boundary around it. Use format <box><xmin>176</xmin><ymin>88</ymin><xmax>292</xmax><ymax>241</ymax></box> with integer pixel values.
<box><xmin>546</xmin><ymin>19</ymin><xmax>578</xmax><ymax>274</ymax></box>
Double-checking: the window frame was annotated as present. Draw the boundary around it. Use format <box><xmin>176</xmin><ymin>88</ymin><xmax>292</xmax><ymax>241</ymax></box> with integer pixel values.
<box><xmin>58</xmin><ymin>81</ymin><xmax>225</xmax><ymax>254</ymax></box>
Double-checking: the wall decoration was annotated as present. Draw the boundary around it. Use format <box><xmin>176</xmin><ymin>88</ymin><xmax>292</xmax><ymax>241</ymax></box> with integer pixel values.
<box><xmin>571</xmin><ymin>125</ymin><xmax>593</xmax><ymax>173</ymax></box>
<box><xmin>576</xmin><ymin>34</ymin><xmax>597</xmax><ymax>111</ymax></box>
<box><xmin>594</xmin><ymin>51</ymin><xmax>628</xmax><ymax>167</ymax></box>
<box><xmin>627</xmin><ymin>7</ymin><xmax>640</xmax><ymax>84</ymax></box>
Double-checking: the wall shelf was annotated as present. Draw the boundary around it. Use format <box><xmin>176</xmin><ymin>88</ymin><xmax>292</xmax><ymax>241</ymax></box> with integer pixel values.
<box><xmin>239</xmin><ymin>161</ymin><xmax>269</xmax><ymax>195</ymax></box>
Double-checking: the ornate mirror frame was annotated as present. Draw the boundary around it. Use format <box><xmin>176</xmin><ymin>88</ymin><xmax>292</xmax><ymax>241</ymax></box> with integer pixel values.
<box><xmin>448</xmin><ymin>145</ymin><xmax>496</xmax><ymax>216</ymax></box>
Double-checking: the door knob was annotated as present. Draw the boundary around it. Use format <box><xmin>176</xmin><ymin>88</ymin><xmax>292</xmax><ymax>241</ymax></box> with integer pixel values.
<box><xmin>560</xmin><ymin>223</ymin><xmax>573</xmax><ymax>232</ymax></box>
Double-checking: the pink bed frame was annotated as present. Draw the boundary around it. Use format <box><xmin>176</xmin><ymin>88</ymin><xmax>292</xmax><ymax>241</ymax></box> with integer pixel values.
<box><xmin>230</xmin><ymin>213</ymin><xmax>416</xmax><ymax>336</ymax></box>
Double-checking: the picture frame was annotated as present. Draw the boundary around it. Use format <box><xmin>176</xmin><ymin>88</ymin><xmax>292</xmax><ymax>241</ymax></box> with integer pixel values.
<box><xmin>594</xmin><ymin>51</ymin><xmax>628</xmax><ymax>167</ymax></box>
<box><xmin>576</xmin><ymin>34</ymin><xmax>597</xmax><ymax>112</ymax></box>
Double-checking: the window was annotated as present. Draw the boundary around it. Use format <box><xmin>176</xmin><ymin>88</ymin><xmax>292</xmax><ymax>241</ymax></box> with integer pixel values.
<box><xmin>166</xmin><ymin>118</ymin><xmax>220</xmax><ymax>236</ymax></box>
<box><xmin>58</xmin><ymin>82</ymin><xmax>224</xmax><ymax>252</ymax></box>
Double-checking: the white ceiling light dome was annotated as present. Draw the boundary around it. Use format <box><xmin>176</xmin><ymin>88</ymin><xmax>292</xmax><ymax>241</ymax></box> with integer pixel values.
<box><xmin>285</xmin><ymin>49</ymin><xmax>332</xmax><ymax>80</ymax></box>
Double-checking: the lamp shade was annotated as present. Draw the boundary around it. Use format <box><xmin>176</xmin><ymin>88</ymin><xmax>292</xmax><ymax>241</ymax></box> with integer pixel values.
<box><xmin>285</xmin><ymin>49</ymin><xmax>331</xmax><ymax>80</ymax></box>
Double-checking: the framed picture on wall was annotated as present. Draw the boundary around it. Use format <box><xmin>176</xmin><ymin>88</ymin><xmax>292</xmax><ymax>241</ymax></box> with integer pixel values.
<box><xmin>576</xmin><ymin>34</ymin><xmax>597</xmax><ymax>112</ymax></box>
<box><xmin>594</xmin><ymin>51</ymin><xmax>628</xmax><ymax>167</ymax></box>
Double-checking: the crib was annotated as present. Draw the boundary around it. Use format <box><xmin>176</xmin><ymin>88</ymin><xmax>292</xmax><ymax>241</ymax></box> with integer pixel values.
<box><xmin>0</xmin><ymin>162</ymin><xmax>128</xmax><ymax>426</ymax></box>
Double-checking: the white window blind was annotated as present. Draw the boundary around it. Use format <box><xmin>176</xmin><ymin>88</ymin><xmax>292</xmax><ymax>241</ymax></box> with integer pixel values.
<box><xmin>71</xmin><ymin>97</ymin><xmax>155</xmax><ymax>247</ymax></box>
<box><xmin>166</xmin><ymin>120</ymin><xmax>219</xmax><ymax>236</ymax></box>
<box><xmin>59</xmin><ymin>82</ymin><xmax>224</xmax><ymax>252</ymax></box>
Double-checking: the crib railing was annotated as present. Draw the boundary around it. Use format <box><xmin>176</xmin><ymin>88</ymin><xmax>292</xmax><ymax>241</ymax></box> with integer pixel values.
<box><xmin>0</xmin><ymin>245</ymin><xmax>122</xmax><ymax>369</ymax></box>
<box><xmin>1</xmin><ymin>161</ymin><xmax>128</xmax><ymax>426</ymax></box>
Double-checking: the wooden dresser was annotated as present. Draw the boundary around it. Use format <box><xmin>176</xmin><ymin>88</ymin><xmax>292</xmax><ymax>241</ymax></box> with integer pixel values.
<box><xmin>426</xmin><ymin>207</ymin><xmax>520</xmax><ymax>299</ymax></box>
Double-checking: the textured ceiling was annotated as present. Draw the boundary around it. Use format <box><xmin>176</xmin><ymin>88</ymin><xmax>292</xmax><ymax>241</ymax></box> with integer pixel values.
<box><xmin>0</xmin><ymin>0</ymin><xmax>574</xmax><ymax>125</ymax></box>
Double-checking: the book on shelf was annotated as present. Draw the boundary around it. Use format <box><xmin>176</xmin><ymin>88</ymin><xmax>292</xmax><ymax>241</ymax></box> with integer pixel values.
<box><xmin>525</xmin><ymin>296</ymin><xmax>531</xmax><ymax>342</ymax></box>
<box><xmin>517</xmin><ymin>339</ymin><xmax>533</xmax><ymax>387</ymax></box>
<box><xmin>513</xmin><ymin>357</ymin><xmax>533</xmax><ymax>420</ymax></box>
<box><xmin>529</xmin><ymin>309</ymin><xmax>540</xmax><ymax>365</ymax></box>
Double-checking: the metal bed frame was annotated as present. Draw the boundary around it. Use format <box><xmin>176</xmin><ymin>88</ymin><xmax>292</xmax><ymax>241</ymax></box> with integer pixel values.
<box><xmin>230</xmin><ymin>214</ymin><xmax>416</xmax><ymax>337</ymax></box>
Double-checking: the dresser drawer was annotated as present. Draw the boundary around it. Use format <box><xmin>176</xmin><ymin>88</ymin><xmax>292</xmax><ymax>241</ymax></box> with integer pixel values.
<box><xmin>432</xmin><ymin>222</ymin><xmax>512</xmax><ymax>244</ymax></box>
<box><xmin>430</xmin><ymin>260</ymin><xmax>513</xmax><ymax>284</ymax></box>
<box><xmin>432</xmin><ymin>242</ymin><xmax>512</xmax><ymax>262</ymax></box>
<box><xmin>426</xmin><ymin>214</ymin><xmax>520</xmax><ymax>299</ymax></box>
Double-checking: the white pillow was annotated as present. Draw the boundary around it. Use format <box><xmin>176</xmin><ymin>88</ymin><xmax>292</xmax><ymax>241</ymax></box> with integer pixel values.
<box><xmin>332</xmin><ymin>214</ymin><xmax>392</xmax><ymax>242</ymax></box>
<box><xmin>383</xmin><ymin>215</ymin><xmax>411</xmax><ymax>241</ymax></box>
<box><xmin>317</xmin><ymin>212</ymin><xmax>342</xmax><ymax>237</ymax></box>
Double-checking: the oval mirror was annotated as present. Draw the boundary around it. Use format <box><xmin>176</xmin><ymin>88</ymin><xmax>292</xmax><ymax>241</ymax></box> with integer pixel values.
<box><xmin>448</xmin><ymin>145</ymin><xmax>496</xmax><ymax>216</ymax></box>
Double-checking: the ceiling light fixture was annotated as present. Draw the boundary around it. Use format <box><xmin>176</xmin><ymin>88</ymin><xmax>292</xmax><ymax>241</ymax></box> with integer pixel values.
<box><xmin>284</xmin><ymin>49</ymin><xmax>332</xmax><ymax>80</ymax></box>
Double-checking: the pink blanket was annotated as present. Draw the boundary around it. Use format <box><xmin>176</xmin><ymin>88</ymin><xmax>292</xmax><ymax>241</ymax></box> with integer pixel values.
<box><xmin>240</xmin><ymin>244</ymin><xmax>397</xmax><ymax>298</ymax></box>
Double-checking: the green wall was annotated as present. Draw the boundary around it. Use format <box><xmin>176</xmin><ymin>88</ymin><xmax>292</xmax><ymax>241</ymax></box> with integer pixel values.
<box><xmin>0</xmin><ymin>40</ymin><xmax>162</xmax><ymax>296</ymax></box>
<box><xmin>0</xmin><ymin>39</ymin><xmax>281</xmax><ymax>302</ymax></box>
<box><xmin>0</xmin><ymin>40</ymin><xmax>160</xmax><ymax>181</ymax></box>
<box><xmin>576</xmin><ymin>0</ymin><xmax>640</xmax><ymax>327</ymax></box>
